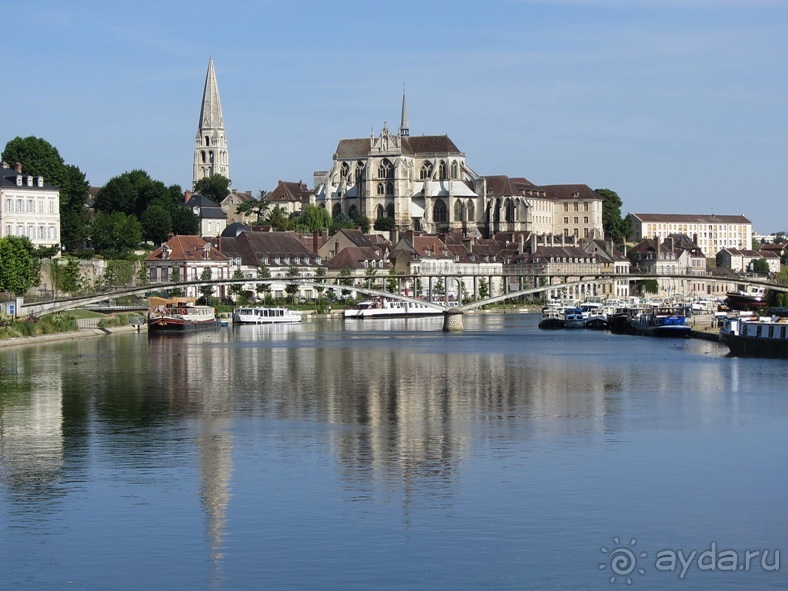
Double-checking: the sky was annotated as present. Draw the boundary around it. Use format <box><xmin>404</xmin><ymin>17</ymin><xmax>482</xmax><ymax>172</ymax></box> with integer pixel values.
<box><xmin>3</xmin><ymin>0</ymin><xmax>787</xmax><ymax>233</ymax></box>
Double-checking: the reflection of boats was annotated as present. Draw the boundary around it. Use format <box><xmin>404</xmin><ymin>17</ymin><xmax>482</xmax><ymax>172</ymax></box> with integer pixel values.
<box><xmin>148</xmin><ymin>297</ymin><xmax>219</xmax><ymax>333</ymax></box>
<box><xmin>538</xmin><ymin>308</ymin><xmax>565</xmax><ymax>329</ymax></box>
<box><xmin>720</xmin><ymin>315</ymin><xmax>788</xmax><ymax>358</ymax></box>
<box><xmin>343</xmin><ymin>298</ymin><xmax>442</xmax><ymax>319</ymax></box>
<box><xmin>627</xmin><ymin>307</ymin><xmax>691</xmax><ymax>338</ymax></box>
<box><xmin>564</xmin><ymin>307</ymin><xmax>585</xmax><ymax>329</ymax></box>
<box><xmin>232</xmin><ymin>307</ymin><xmax>302</xmax><ymax>324</ymax></box>
<box><xmin>584</xmin><ymin>308</ymin><xmax>610</xmax><ymax>330</ymax></box>
<box><xmin>725</xmin><ymin>285</ymin><xmax>767</xmax><ymax>311</ymax></box>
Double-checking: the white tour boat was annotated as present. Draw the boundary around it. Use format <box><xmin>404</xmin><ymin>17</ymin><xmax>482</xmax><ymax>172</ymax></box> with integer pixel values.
<box><xmin>232</xmin><ymin>307</ymin><xmax>302</xmax><ymax>324</ymax></box>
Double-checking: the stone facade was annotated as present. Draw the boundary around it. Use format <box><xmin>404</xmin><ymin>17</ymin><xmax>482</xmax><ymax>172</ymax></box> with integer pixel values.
<box><xmin>0</xmin><ymin>163</ymin><xmax>61</xmax><ymax>248</ymax></box>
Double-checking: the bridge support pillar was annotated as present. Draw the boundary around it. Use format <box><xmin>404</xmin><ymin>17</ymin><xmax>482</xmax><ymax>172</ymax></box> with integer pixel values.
<box><xmin>442</xmin><ymin>308</ymin><xmax>464</xmax><ymax>332</ymax></box>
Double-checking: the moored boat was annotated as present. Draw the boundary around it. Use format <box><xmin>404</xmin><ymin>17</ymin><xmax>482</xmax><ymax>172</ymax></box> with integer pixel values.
<box><xmin>344</xmin><ymin>298</ymin><xmax>443</xmax><ymax>319</ymax></box>
<box><xmin>584</xmin><ymin>308</ymin><xmax>610</xmax><ymax>330</ymax></box>
<box><xmin>720</xmin><ymin>315</ymin><xmax>788</xmax><ymax>358</ymax></box>
<box><xmin>564</xmin><ymin>307</ymin><xmax>585</xmax><ymax>329</ymax></box>
<box><xmin>538</xmin><ymin>308</ymin><xmax>565</xmax><ymax>329</ymax></box>
<box><xmin>725</xmin><ymin>284</ymin><xmax>768</xmax><ymax>311</ymax></box>
<box><xmin>627</xmin><ymin>307</ymin><xmax>691</xmax><ymax>338</ymax></box>
<box><xmin>232</xmin><ymin>306</ymin><xmax>302</xmax><ymax>324</ymax></box>
<box><xmin>148</xmin><ymin>297</ymin><xmax>219</xmax><ymax>333</ymax></box>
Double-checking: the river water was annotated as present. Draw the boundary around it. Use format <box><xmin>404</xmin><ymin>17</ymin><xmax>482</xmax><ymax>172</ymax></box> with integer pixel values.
<box><xmin>1</xmin><ymin>314</ymin><xmax>787</xmax><ymax>590</ymax></box>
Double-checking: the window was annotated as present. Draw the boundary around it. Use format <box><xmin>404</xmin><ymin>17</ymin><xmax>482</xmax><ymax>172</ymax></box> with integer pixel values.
<box><xmin>420</xmin><ymin>161</ymin><xmax>433</xmax><ymax>180</ymax></box>
<box><xmin>584</xmin><ymin>202</ymin><xmax>589</xmax><ymax>211</ymax></box>
<box><xmin>355</xmin><ymin>161</ymin><xmax>365</xmax><ymax>183</ymax></box>
<box><xmin>38</xmin><ymin>199</ymin><xmax>44</xmax><ymax>213</ymax></box>
<box><xmin>341</xmin><ymin>162</ymin><xmax>350</xmax><ymax>179</ymax></box>
<box><xmin>377</xmin><ymin>158</ymin><xmax>393</xmax><ymax>179</ymax></box>
<box><xmin>573</xmin><ymin>217</ymin><xmax>579</xmax><ymax>224</ymax></box>
<box><xmin>584</xmin><ymin>216</ymin><xmax>589</xmax><ymax>224</ymax></box>
<box><xmin>563</xmin><ymin>203</ymin><xmax>569</xmax><ymax>212</ymax></box>
<box><xmin>451</xmin><ymin>161</ymin><xmax>458</xmax><ymax>179</ymax></box>
<box><xmin>4</xmin><ymin>199</ymin><xmax>11</xmax><ymax>212</ymax></box>
<box><xmin>433</xmin><ymin>200</ymin><xmax>448</xmax><ymax>223</ymax></box>
<box><xmin>467</xmin><ymin>201</ymin><xmax>475</xmax><ymax>221</ymax></box>
<box><xmin>564</xmin><ymin>217</ymin><xmax>569</xmax><ymax>224</ymax></box>
<box><xmin>438</xmin><ymin>161</ymin><xmax>447</xmax><ymax>180</ymax></box>
<box><xmin>38</xmin><ymin>226</ymin><xmax>45</xmax><ymax>239</ymax></box>
<box><xmin>377</xmin><ymin>182</ymin><xmax>385</xmax><ymax>195</ymax></box>
<box><xmin>573</xmin><ymin>203</ymin><xmax>579</xmax><ymax>211</ymax></box>
<box><xmin>386</xmin><ymin>182</ymin><xmax>394</xmax><ymax>195</ymax></box>
<box><xmin>454</xmin><ymin>201</ymin><xmax>463</xmax><ymax>222</ymax></box>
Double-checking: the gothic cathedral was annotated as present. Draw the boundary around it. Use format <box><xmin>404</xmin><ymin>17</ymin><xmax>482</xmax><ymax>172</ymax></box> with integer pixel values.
<box><xmin>193</xmin><ymin>57</ymin><xmax>229</xmax><ymax>188</ymax></box>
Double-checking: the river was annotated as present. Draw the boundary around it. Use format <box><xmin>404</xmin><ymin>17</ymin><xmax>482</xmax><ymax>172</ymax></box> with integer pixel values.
<box><xmin>1</xmin><ymin>314</ymin><xmax>787</xmax><ymax>590</ymax></box>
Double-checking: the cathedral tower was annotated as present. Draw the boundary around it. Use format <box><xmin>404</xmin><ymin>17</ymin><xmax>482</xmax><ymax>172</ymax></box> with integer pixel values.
<box><xmin>193</xmin><ymin>57</ymin><xmax>229</xmax><ymax>188</ymax></box>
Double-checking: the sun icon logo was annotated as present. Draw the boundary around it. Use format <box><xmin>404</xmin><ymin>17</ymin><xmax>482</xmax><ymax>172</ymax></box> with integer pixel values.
<box><xmin>599</xmin><ymin>537</ymin><xmax>647</xmax><ymax>585</ymax></box>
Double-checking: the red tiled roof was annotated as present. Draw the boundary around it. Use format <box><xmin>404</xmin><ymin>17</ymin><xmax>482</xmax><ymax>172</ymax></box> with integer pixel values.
<box><xmin>146</xmin><ymin>235</ymin><xmax>228</xmax><ymax>262</ymax></box>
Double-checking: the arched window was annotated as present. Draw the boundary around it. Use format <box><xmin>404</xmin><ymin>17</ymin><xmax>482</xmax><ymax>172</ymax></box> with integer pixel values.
<box><xmin>466</xmin><ymin>200</ymin><xmax>475</xmax><ymax>222</ymax></box>
<box><xmin>454</xmin><ymin>201</ymin><xmax>463</xmax><ymax>222</ymax></box>
<box><xmin>378</xmin><ymin>158</ymin><xmax>393</xmax><ymax>179</ymax></box>
<box><xmin>386</xmin><ymin>181</ymin><xmax>394</xmax><ymax>195</ymax></box>
<box><xmin>451</xmin><ymin>161</ymin><xmax>459</xmax><ymax>179</ymax></box>
<box><xmin>332</xmin><ymin>203</ymin><xmax>342</xmax><ymax>218</ymax></box>
<box><xmin>201</xmin><ymin>151</ymin><xmax>207</xmax><ymax>163</ymax></box>
<box><xmin>341</xmin><ymin>162</ymin><xmax>350</xmax><ymax>179</ymax></box>
<box><xmin>505</xmin><ymin>199</ymin><xmax>514</xmax><ymax>222</ymax></box>
<box><xmin>420</xmin><ymin>161</ymin><xmax>433</xmax><ymax>180</ymax></box>
<box><xmin>434</xmin><ymin>200</ymin><xmax>448</xmax><ymax>223</ymax></box>
<box><xmin>377</xmin><ymin>182</ymin><xmax>385</xmax><ymax>195</ymax></box>
<box><xmin>376</xmin><ymin>205</ymin><xmax>384</xmax><ymax>219</ymax></box>
<box><xmin>386</xmin><ymin>203</ymin><xmax>395</xmax><ymax>218</ymax></box>
<box><xmin>348</xmin><ymin>205</ymin><xmax>358</xmax><ymax>218</ymax></box>
<box><xmin>355</xmin><ymin>161</ymin><xmax>365</xmax><ymax>183</ymax></box>
<box><xmin>438</xmin><ymin>161</ymin><xmax>447</xmax><ymax>180</ymax></box>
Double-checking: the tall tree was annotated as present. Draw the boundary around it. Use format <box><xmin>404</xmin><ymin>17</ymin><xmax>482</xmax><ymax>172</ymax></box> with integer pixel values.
<box><xmin>1</xmin><ymin>136</ymin><xmax>66</xmax><ymax>186</ymax></box>
<box><xmin>297</xmin><ymin>204</ymin><xmax>332</xmax><ymax>233</ymax></box>
<box><xmin>194</xmin><ymin>174</ymin><xmax>231</xmax><ymax>203</ymax></box>
<box><xmin>595</xmin><ymin>188</ymin><xmax>629</xmax><ymax>243</ymax></box>
<box><xmin>0</xmin><ymin>236</ymin><xmax>41</xmax><ymax>295</ymax></box>
<box><xmin>236</xmin><ymin>190</ymin><xmax>270</xmax><ymax>223</ymax></box>
<box><xmin>90</xmin><ymin>211</ymin><xmax>143</xmax><ymax>255</ymax></box>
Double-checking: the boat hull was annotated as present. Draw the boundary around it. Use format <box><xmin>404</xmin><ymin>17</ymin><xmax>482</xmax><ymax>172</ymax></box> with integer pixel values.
<box><xmin>720</xmin><ymin>332</ymin><xmax>788</xmax><ymax>358</ymax></box>
<box><xmin>538</xmin><ymin>318</ymin><xmax>565</xmax><ymax>329</ymax></box>
<box><xmin>148</xmin><ymin>317</ymin><xmax>220</xmax><ymax>333</ymax></box>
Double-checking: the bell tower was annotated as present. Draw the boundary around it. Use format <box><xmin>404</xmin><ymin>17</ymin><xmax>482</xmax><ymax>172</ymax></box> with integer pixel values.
<box><xmin>193</xmin><ymin>57</ymin><xmax>229</xmax><ymax>188</ymax></box>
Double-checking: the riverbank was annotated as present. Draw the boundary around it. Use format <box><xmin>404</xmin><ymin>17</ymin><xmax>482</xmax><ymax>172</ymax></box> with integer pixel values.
<box><xmin>0</xmin><ymin>323</ymin><xmax>146</xmax><ymax>350</ymax></box>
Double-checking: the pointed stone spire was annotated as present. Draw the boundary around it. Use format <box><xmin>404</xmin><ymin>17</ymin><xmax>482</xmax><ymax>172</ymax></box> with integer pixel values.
<box><xmin>199</xmin><ymin>56</ymin><xmax>224</xmax><ymax>129</ymax></box>
<box><xmin>194</xmin><ymin>57</ymin><xmax>229</xmax><ymax>188</ymax></box>
<box><xmin>399</xmin><ymin>86</ymin><xmax>409</xmax><ymax>137</ymax></box>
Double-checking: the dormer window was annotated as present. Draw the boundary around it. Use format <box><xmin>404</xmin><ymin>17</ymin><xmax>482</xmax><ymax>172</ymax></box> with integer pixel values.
<box><xmin>16</xmin><ymin>176</ymin><xmax>22</xmax><ymax>186</ymax></box>
<box><xmin>26</xmin><ymin>176</ymin><xmax>33</xmax><ymax>187</ymax></box>
<box><xmin>36</xmin><ymin>177</ymin><xmax>43</xmax><ymax>187</ymax></box>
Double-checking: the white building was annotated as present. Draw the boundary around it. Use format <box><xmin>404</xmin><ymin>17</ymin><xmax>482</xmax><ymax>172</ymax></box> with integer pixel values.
<box><xmin>0</xmin><ymin>162</ymin><xmax>61</xmax><ymax>248</ymax></box>
<box><xmin>632</xmin><ymin>213</ymin><xmax>752</xmax><ymax>256</ymax></box>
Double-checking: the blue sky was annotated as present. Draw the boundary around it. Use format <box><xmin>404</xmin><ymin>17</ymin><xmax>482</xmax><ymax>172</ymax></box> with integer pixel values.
<box><xmin>3</xmin><ymin>0</ymin><xmax>787</xmax><ymax>232</ymax></box>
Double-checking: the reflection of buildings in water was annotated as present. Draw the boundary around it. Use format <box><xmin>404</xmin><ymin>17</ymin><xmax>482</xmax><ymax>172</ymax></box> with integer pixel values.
<box><xmin>147</xmin><ymin>334</ymin><xmax>235</xmax><ymax>582</ymax></box>
<box><xmin>0</xmin><ymin>349</ymin><xmax>65</xmax><ymax>505</ymax></box>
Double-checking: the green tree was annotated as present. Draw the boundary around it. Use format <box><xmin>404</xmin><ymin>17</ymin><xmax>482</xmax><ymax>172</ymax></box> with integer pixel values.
<box><xmin>285</xmin><ymin>265</ymin><xmax>300</xmax><ymax>303</ymax></box>
<box><xmin>314</xmin><ymin>266</ymin><xmax>327</xmax><ymax>300</ymax></box>
<box><xmin>51</xmin><ymin>258</ymin><xmax>85</xmax><ymax>294</ymax></box>
<box><xmin>199</xmin><ymin>267</ymin><xmax>214</xmax><ymax>303</ymax></box>
<box><xmin>595</xmin><ymin>188</ymin><xmax>628</xmax><ymax>243</ymax></box>
<box><xmin>256</xmin><ymin>262</ymin><xmax>271</xmax><ymax>302</ymax></box>
<box><xmin>330</xmin><ymin>212</ymin><xmax>356</xmax><ymax>234</ymax></box>
<box><xmin>0</xmin><ymin>236</ymin><xmax>41</xmax><ymax>295</ymax></box>
<box><xmin>141</xmin><ymin>203</ymin><xmax>173</xmax><ymax>245</ymax></box>
<box><xmin>297</xmin><ymin>204</ymin><xmax>332</xmax><ymax>233</ymax></box>
<box><xmin>352</xmin><ymin>213</ymin><xmax>371</xmax><ymax>233</ymax></box>
<box><xmin>479</xmin><ymin>277</ymin><xmax>489</xmax><ymax>300</ymax></box>
<box><xmin>95</xmin><ymin>169</ymin><xmax>157</xmax><ymax>216</ymax></box>
<box><xmin>374</xmin><ymin>216</ymin><xmax>396</xmax><ymax>232</ymax></box>
<box><xmin>769</xmin><ymin>268</ymin><xmax>788</xmax><ymax>307</ymax></box>
<box><xmin>267</xmin><ymin>205</ymin><xmax>293</xmax><ymax>231</ymax></box>
<box><xmin>434</xmin><ymin>277</ymin><xmax>445</xmax><ymax>297</ymax></box>
<box><xmin>194</xmin><ymin>174</ymin><xmax>231</xmax><ymax>203</ymax></box>
<box><xmin>229</xmin><ymin>267</ymin><xmax>245</xmax><ymax>303</ymax></box>
<box><xmin>236</xmin><ymin>190</ymin><xmax>270</xmax><ymax>223</ymax></box>
<box><xmin>339</xmin><ymin>267</ymin><xmax>353</xmax><ymax>298</ymax></box>
<box><xmin>752</xmin><ymin>258</ymin><xmax>770</xmax><ymax>275</ymax></box>
<box><xmin>2</xmin><ymin>136</ymin><xmax>67</xmax><ymax>186</ymax></box>
<box><xmin>171</xmin><ymin>206</ymin><xmax>200</xmax><ymax>235</ymax></box>
<box><xmin>90</xmin><ymin>211</ymin><xmax>143</xmax><ymax>255</ymax></box>
<box><xmin>386</xmin><ymin>268</ymin><xmax>399</xmax><ymax>293</ymax></box>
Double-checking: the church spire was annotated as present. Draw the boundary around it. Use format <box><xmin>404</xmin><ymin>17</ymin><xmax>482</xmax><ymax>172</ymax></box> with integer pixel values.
<box><xmin>194</xmin><ymin>57</ymin><xmax>229</xmax><ymax>188</ymax></box>
<box><xmin>399</xmin><ymin>86</ymin><xmax>409</xmax><ymax>137</ymax></box>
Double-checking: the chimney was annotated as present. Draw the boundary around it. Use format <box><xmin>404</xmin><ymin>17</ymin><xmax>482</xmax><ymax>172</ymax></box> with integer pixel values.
<box><xmin>14</xmin><ymin>162</ymin><xmax>22</xmax><ymax>174</ymax></box>
<box><xmin>530</xmin><ymin>233</ymin><xmax>537</xmax><ymax>253</ymax></box>
<box><xmin>312</xmin><ymin>231</ymin><xmax>319</xmax><ymax>254</ymax></box>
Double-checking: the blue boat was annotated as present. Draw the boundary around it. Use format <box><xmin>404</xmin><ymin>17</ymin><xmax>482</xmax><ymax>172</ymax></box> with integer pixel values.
<box><xmin>627</xmin><ymin>307</ymin><xmax>691</xmax><ymax>338</ymax></box>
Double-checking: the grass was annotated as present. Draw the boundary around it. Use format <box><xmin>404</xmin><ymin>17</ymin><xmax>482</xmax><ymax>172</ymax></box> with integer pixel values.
<box><xmin>0</xmin><ymin>312</ymin><xmax>78</xmax><ymax>339</ymax></box>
